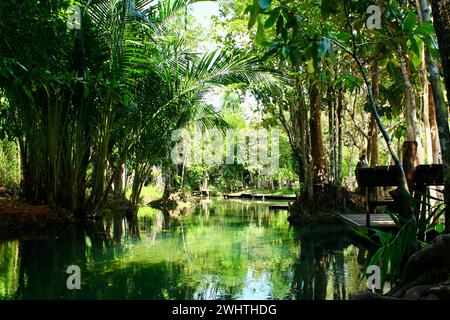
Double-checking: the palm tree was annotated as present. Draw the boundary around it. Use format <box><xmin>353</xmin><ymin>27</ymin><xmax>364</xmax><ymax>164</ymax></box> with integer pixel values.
<box><xmin>125</xmin><ymin>42</ymin><xmax>280</xmax><ymax>208</ymax></box>
<box><xmin>0</xmin><ymin>0</ymin><xmax>280</xmax><ymax>216</ymax></box>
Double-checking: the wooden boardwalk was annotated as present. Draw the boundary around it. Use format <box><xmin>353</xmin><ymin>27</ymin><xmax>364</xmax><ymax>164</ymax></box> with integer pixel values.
<box><xmin>335</xmin><ymin>213</ymin><xmax>396</xmax><ymax>228</ymax></box>
<box><xmin>223</xmin><ymin>192</ymin><xmax>297</xmax><ymax>201</ymax></box>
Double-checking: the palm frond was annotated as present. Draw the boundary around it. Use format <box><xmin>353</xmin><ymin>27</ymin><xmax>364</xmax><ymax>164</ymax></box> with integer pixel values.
<box><xmin>180</xmin><ymin>102</ymin><xmax>230</xmax><ymax>133</ymax></box>
<box><xmin>151</xmin><ymin>48</ymin><xmax>283</xmax><ymax>119</ymax></box>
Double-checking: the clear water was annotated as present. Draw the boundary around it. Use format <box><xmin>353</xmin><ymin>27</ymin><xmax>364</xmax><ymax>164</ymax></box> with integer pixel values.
<box><xmin>0</xmin><ymin>199</ymin><xmax>368</xmax><ymax>300</ymax></box>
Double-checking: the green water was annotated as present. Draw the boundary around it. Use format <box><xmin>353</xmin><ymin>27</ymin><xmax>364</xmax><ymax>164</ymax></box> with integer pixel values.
<box><xmin>0</xmin><ymin>199</ymin><xmax>368</xmax><ymax>300</ymax></box>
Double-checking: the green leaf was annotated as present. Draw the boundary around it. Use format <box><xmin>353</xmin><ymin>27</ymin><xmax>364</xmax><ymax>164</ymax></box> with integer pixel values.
<box><xmin>363</xmin><ymin>101</ymin><xmax>371</xmax><ymax>113</ymax></box>
<box><xmin>415</xmin><ymin>22</ymin><xmax>435</xmax><ymax>37</ymax></box>
<box><xmin>258</xmin><ymin>0</ymin><xmax>271</xmax><ymax>10</ymax></box>
<box><xmin>409</xmin><ymin>35</ymin><xmax>421</xmax><ymax>57</ymax></box>
<box><xmin>22</xmin><ymin>85</ymin><xmax>33</xmax><ymax>99</ymax></box>
<box><xmin>281</xmin><ymin>27</ymin><xmax>288</xmax><ymax>41</ymax></box>
<box><xmin>404</xmin><ymin>10</ymin><xmax>417</xmax><ymax>33</ymax></box>
<box><xmin>435</xmin><ymin>223</ymin><xmax>445</xmax><ymax>234</ymax></box>
<box><xmin>276</xmin><ymin>14</ymin><xmax>285</xmax><ymax>34</ymax></box>
<box><xmin>429</xmin><ymin>44</ymin><xmax>440</xmax><ymax>59</ymax></box>
<box><xmin>83</xmin><ymin>87</ymin><xmax>90</xmax><ymax>98</ymax></box>
<box><xmin>263</xmin><ymin>42</ymin><xmax>281</xmax><ymax>59</ymax></box>
<box><xmin>265</xmin><ymin>9</ymin><xmax>279</xmax><ymax>28</ymax></box>
<box><xmin>335</xmin><ymin>32</ymin><xmax>352</xmax><ymax>41</ymax></box>
<box><xmin>281</xmin><ymin>45</ymin><xmax>290</xmax><ymax>59</ymax></box>
<box><xmin>369</xmin><ymin>247</ymin><xmax>385</xmax><ymax>266</ymax></box>
<box><xmin>256</xmin><ymin>16</ymin><xmax>267</xmax><ymax>44</ymax></box>
<box><xmin>321</xmin><ymin>0</ymin><xmax>338</xmax><ymax>19</ymax></box>
<box><xmin>15</xmin><ymin>62</ymin><xmax>28</xmax><ymax>72</ymax></box>
<box><xmin>412</xmin><ymin>52</ymin><xmax>422</xmax><ymax>69</ymax></box>
<box><xmin>290</xmin><ymin>50</ymin><xmax>300</xmax><ymax>66</ymax></box>
<box><xmin>248</xmin><ymin>3</ymin><xmax>260</xmax><ymax>29</ymax></box>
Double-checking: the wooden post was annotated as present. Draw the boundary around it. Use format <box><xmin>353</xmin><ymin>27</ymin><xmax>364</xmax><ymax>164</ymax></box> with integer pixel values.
<box><xmin>401</xmin><ymin>141</ymin><xmax>419</xmax><ymax>219</ymax></box>
<box><xmin>402</xmin><ymin>141</ymin><xmax>418</xmax><ymax>191</ymax></box>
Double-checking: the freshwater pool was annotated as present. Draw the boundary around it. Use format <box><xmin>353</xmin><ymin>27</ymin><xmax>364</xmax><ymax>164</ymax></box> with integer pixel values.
<box><xmin>0</xmin><ymin>199</ymin><xmax>368</xmax><ymax>299</ymax></box>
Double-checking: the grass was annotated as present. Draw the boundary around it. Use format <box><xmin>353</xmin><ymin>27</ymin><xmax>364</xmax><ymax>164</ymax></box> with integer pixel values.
<box><xmin>126</xmin><ymin>185</ymin><xmax>164</xmax><ymax>204</ymax></box>
<box><xmin>125</xmin><ymin>184</ymin><xmax>297</xmax><ymax>206</ymax></box>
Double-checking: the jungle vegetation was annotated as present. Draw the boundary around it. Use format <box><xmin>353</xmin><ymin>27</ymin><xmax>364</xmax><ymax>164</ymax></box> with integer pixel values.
<box><xmin>1</xmin><ymin>0</ymin><xmax>450</xmax><ymax>293</ymax></box>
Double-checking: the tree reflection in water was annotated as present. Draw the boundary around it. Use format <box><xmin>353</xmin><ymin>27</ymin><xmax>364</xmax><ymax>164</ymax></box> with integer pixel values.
<box><xmin>0</xmin><ymin>200</ymin><xmax>367</xmax><ymax>300</ymax></box>
<box><xmin>290</xmin><ymin>225</ymin><xmax>367</xmax><ymax>300</ymax></box>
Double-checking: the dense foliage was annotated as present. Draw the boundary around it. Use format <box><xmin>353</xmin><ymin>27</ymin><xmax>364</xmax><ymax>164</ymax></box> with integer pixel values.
<box><xmin>1</xmin><ymin>0</ymin><xmax>450</xmax><ymax>291</ymax></box>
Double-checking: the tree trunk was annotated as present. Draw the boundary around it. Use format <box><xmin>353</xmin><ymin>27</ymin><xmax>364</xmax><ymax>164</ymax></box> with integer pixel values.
<box><xmin>309</xmin><ymin>82</ymin><xmax>327</xmax><ymax>184</ymax></box>
<box><xmin>428</xmin><ymin>87</ymin><xmax>441</xmax><ymax>163</ymax></box>
<box><xmin>367</xmin><ymin>116</ymin><xmax>378</xmax><ymax>166</ymax></box>
<box><xmin>418</xmin><ymin>0</ymin><xmax>443</xmax><ymax>213</ymax></box>
<box><xmin>431</xmin><ymin>0</ymin><xmax>450</xmax><ymax>102</ymax></box>
<box><xmin>337</xmin><ymin>84</ymin><xmax>344</xmax><ymax>187</ymax></box>
<box><xmin>113</xmin><ymin>163</ymin><xmax>124</xmax><ymax>197</ymax></box>
<box><xmin>328</xmin><ymin>85</ymin><xmax>336</xmax><ymax>186</ymax></box>
<box><xmin>367</xmin><ymin>61</ymin><xmax>379</xmax><ymax>168</ymax></box>
<box><xmin>300</xmin><ymin>85</ymin><xmax>314</xmax><ymax>204</ymax></box>
<box><xmin>331</xmin><ymin>13</ymin><xmax>411</xmax><ymax>203</ymax></box>
<box><xmin>282</xmin><ymin>75</ymin><xmax>314</xmax><ymax>204</ymax></box>
<box><xmin>429</xmin><ymin>0</ymin><xmax>450</xmax><ymax>232</ymax></box>
<box><xmin>367</xmin><ymin>61</ymin><xmax>384</xmax><ymax>205</ymax></box>
<box><xmin>278</xmin><ymin>75</ymin><xmax>306</xmax><ymax>198</ymax></box>
<box><xmin>163</xmin><ymin>166</ymin><xmax>173</xmax><ymax>200</ymax></box>
<box><xmin>418</xmin><ymin>0</ymin><xmax>443</xmax><ymax>165</ymax></box>
<box><xmin>398</xmin><ymin>47</ymin><xmax>424</xmax><ymax>164</ymax></box>
<box><xmin>421</xmin><ymin>51</ymin><xmax>433</xmax><ymax>164</ymax></box>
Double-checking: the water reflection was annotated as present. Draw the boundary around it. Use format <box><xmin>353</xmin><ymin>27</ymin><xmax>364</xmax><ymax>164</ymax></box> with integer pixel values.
<box><xmin>0</xmin><ymin>200</ymin><xmax>367</xmax><ymax>300</ymax></box>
